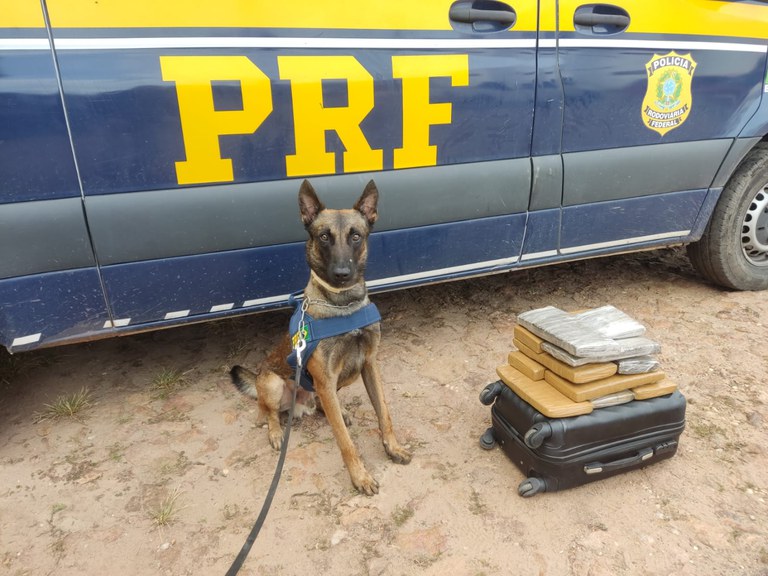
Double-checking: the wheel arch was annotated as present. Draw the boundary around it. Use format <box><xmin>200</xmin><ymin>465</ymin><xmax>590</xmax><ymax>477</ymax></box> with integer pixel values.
<box><xmin>687</xmin><ymin>140</ymin><xmax>768</xmax><ymax>290</ymax></box>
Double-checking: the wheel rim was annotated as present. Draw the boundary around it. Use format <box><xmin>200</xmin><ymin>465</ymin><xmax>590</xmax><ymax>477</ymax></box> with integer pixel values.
<box><xmin>741</xmin><ymin>184</ymin><xmax>768</xmax><ymax>266</ymax></box>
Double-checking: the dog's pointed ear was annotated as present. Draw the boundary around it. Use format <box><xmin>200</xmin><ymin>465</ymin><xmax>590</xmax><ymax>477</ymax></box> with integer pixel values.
<box><xmin>354</xmin><ymin>180</ymin><xmax>378</xmax><ymax>227</ymax></box>
<box><xmin>298</xmin><ymin>179</ymin><xmax>325</xmax><ymax>227</ymax></box>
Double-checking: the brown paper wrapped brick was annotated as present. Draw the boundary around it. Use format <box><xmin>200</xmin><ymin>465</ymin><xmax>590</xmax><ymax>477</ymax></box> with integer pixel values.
<box><xmin>513</xmin><ymin>325</ymin><xmax>545</xmax><ymax>353</ymax></box>
<box><xmin>508</xmin><ymin>350</ymin><xmax>546</xmax><ymax>381</ymax></box>
<box><xmin>512</xmin><ymin>340</ymin><xmax>618</xmax><ymax>384</ymax></box>
<box><xmin>544</xmin><ymin>369</ymin><xmax>666</xmax><ymax>402</ymax></box>
<box><xmin>496</xmin><ymin>364</ymin><xmax>593</xmax><ymax>418</ymax></box>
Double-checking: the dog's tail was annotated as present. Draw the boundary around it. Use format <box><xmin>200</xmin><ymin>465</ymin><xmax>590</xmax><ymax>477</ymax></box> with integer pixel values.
<box><xmin>230</xmin><ymin>365</ymin><xmax>259</xmax><ymax>399</ymax></box>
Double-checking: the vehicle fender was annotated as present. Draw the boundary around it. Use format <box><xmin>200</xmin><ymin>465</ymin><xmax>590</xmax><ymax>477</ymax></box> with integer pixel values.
<box><xmin>738</xmin><ymin>56</ymin><xmax>768</xmax><ymax>142</ymax></box>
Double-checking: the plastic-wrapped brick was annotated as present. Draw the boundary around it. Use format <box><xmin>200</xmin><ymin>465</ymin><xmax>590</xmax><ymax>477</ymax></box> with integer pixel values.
<box><xmin>616</xmin><ymin>356</ymin><xmax>661</xmax><ymax>374</ymax></box>
<box><xmin>517</xmin><ymin>306</ymin><xmax>620</xmax><ymax>358</ymax></box>
<box><xmin>573</xmin><ymin>305</ymin><xmax>646</xmax><ymax>339</ymax></box>
<box><xmin>541</xmin><ymin>338</ymin><xmax>661</xmax><ymax>365</ymax></box>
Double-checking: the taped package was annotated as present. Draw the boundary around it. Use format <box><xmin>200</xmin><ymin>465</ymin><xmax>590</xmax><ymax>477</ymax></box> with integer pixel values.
<box><xmin>516</xmin><ymin>306</ymin><xmax>620</xmax><ymax>358</ymax></box>
<box><xmin>496</xmin><ymin>363</ymin><xmax>677</xmax><ymax>418</ymax></box>
<box><xmin>541</xmin><ymin>338</ymin><xmax>661</xmax><ymax>366</ymax></box>
<box><xmin>616</xmin><ymin>356</ymin><xmax>661</xmax><ymax>375</ymax></box>
<box><xmin>572</xmin><ymin>305</ymin><xmax>646</xmax><ymax>339</ymax></box>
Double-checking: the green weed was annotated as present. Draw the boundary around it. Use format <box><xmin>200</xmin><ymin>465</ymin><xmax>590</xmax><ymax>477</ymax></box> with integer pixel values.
<box><xmin>151</xmin><ymin>486</ymin><xmax>185</xmax><ymax>526</ymax></box>
<box><xmin>34</xmin><ymin>388</ymin><xmax>92</xmax><ymax>422</ymax></box>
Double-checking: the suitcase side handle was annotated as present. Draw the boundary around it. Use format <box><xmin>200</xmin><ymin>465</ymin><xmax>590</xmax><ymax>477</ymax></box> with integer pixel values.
<box><xmin>583</xmin><ymin>446</ymin><xmax>655</xmax><ymax>475</ymax></box>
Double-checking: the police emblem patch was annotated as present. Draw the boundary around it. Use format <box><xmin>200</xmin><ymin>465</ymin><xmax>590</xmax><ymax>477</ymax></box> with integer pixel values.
<box><xmin>642</xmin><ymin>51</ymin><xmax>697</xmax><ymax>136</ymax></box>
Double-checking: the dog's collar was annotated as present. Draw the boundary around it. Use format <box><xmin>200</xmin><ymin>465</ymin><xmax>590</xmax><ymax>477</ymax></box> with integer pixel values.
<box><xmin>310</xmin><ymin>270</ymin><xmax>357</xmax><ymax>294</ymax></box>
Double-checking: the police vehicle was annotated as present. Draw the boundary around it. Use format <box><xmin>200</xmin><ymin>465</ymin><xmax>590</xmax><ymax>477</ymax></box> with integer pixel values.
<box><xmin>2</xmin><ymin>0</ymin><xmax>768</xmax><ymax>352</ymax></box>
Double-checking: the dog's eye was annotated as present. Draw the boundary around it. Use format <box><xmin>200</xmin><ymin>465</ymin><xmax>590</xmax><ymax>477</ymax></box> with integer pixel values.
<box><xmin>319</xmin><ymin>233</ymin><xmax>330</xmax><ymax>243</ymax></box>
<box><xmin>350</xmin><ymin>233</ymin><xmax>362</xmax><ymax>243</ymax></box>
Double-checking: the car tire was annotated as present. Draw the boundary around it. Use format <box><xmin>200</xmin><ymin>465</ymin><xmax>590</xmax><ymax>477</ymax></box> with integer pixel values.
<box><xmin>688</xmin><ymin>141</ymin><xmax>768</xmax><ymax>291</ymax></box>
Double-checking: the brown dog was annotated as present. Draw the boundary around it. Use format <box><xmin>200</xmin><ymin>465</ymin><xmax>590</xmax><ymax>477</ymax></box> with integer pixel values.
<box><xmin>230</xmin><ymin>179</ymin><xmax>411</xmax><ymax>495</ymax></box>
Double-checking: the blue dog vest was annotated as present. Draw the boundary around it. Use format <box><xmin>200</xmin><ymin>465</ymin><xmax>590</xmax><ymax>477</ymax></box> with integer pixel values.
<box><xmin>286</xmin><ymin>296</ymin><xmax>381</xmax><ymax>392</ymax></box>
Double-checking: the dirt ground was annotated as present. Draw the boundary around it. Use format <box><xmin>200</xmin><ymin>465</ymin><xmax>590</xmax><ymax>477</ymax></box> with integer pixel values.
<box><xmin>1</xmin><ymin>247</ymin><xmax>767</xmax><ymax>576</ymax></box>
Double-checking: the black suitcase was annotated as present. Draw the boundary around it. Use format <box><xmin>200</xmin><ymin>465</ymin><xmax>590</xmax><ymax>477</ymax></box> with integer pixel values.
<box><xmin>479</xmin><ymin>381</ymin><xmax>686</xmax><ymax>497</ymax></box>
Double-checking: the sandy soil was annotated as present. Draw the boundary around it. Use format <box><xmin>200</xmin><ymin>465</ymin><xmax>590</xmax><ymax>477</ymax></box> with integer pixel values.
<box><xmin>1</xmin><ymin>247</ymin><xmax>767</xmax><ymax>576</ymax></box>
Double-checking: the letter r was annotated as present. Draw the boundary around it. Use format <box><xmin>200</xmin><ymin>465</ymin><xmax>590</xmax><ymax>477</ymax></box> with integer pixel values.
<box><xmin>278</xmin><ymin>55</ymin><xmax>383</xmax><ymax>176</ymax></box>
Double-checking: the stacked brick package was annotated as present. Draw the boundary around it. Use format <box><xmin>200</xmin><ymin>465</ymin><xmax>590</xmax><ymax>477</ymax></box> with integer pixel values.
<box><xmin>497</xmin><ymin>306</ymin><xmax>676</xmax><ymax>418</ymax></box>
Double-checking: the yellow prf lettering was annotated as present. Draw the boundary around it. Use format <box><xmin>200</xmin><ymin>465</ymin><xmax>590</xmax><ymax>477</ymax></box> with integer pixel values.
<box><xmin>392</xmin><ymin>54</ymin><xmax>469</xmax><ymax>169</ymax></box>
<box><xmin>160</xmin><ymin>56</ymin><xmax>273</xmax><ymax>185</ymax></box>
<box><xmin>278</xmin><ymin>56</ymin><xmax>383</xmax><ymax>176</ymax></box>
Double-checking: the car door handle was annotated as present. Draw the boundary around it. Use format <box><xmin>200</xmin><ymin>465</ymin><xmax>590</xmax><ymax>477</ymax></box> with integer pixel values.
<box><xmin>574</xmin><ymin>4</ymin><xmax>630</xmax><ymax>34</ymax></box>
<box><xmin>449</xmin><ymin>1</ymin><xmax>517</xmax><ymax>27</ymax></box>
<box><xmin>574</xmin><ymin>12</ymin><xmax>629</xmax><ymax>27</ymax></box>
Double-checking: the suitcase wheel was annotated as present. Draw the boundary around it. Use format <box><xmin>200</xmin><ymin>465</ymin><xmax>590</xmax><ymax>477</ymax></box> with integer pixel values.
<box><xmin>479</xmin><ymin>427</ymin><xmax>496</xmax><ymax>450</ymax></box>
<box><xmin>479</xmin><ymin>381</ymin><xmax>504</xmax><ymax>406</ymax></box>
<box><xmin>518</xmin><ymin>477</ymin><xmax>546</xmax><ymax>498</ymax></box>
<box><xmin>524</xmin><ymin>422</ymin><xmax>552</xmax><ymax>449</ymax></box>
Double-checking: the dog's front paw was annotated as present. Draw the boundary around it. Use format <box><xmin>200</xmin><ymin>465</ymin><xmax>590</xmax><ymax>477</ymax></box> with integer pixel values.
<box><xmin>352</xmin><ymin>470</ymin><xmax>379</xmax><ymax>496</ymax></box>
<box><xmin>386</xmin><ymin>443</ymin><xmax>413</xmax><ymax>465</ymax></box>
<box><xmin>268</xmin><ymin>427</ymin><xmax>284</xmax><ymax>450</ymax></box>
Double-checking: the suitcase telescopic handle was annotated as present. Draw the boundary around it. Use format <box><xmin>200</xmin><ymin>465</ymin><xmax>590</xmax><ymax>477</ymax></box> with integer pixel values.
<box><xmin>583</xmin><ymin>446</ymin><xmax>654</xmax><ymax>475</ymax></box>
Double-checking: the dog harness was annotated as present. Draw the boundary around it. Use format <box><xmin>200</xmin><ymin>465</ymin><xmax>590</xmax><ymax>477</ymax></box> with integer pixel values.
<box><xmin>286</xmin><ymin>294</ymin><xmax>381</xmax><ymax>392</ymax></box>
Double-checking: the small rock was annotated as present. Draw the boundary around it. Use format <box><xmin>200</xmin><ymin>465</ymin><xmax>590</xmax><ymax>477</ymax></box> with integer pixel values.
<box><xmin>330</xmin><ymin>530</ymin><xmax>347</xmax><ymax>546</ymax></box>
<box><xmin>76</xmin><ymin>471</ymin><xmax>103</xmax><ymax>485</ymax></box>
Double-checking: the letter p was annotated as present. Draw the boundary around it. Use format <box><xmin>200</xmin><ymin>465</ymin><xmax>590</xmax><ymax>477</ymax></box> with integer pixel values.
<box><xmin>160</xmin><ymin>56</ymin><xmax>273</xmax><ymax>185</ymax></box>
